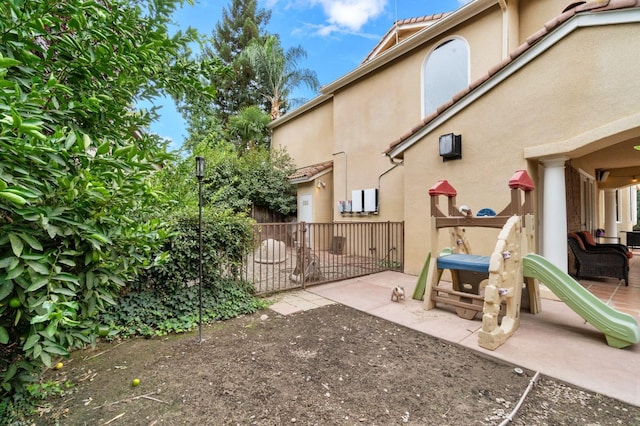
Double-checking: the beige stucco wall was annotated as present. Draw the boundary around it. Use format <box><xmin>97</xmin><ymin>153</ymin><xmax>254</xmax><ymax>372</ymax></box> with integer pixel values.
<box><xmin>453</xmin><ymin>8</ymin><xmax>503</xmax><ymax>83</ymax></box>
<box><xmin>329</xmin><ymin>5</ymin><xmax>504</xmax><ymax>224</ymax></box>
<box><xmin>518</xmin><ymin>0</ymin><xmax>573</xmax><ymax>43</ymax></box>
<box><xmin>313</xmin><ymin>173</ymin><xmax>334</xmax><ymax>223</ymax></box>
<box><xmin>331</xmin><ymin>70</ymin><xmax>409</xmax><ymax>222</ymax></box>
<box><xmin>271</xmin><ymin>99</ymin><xmax>334</xmax><ymax>169</ymax></box>
<box><xmin>401</xmin><ymin>22</ymin><xmax>640</xmax><ymax>274</ymax></box>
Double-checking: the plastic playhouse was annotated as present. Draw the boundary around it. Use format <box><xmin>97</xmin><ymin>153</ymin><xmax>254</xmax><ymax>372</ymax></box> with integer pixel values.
<box><xmin>415</xmin><ymin>170</ymin><xmax>639</xmax><ymax>350</ymax></box>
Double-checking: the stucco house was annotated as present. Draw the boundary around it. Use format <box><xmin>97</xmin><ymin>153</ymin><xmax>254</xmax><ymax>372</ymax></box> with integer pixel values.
<box><xmin>269</xmin><ymin>0</ymin><xmax>640</xmax><ymax>278</ymax></box>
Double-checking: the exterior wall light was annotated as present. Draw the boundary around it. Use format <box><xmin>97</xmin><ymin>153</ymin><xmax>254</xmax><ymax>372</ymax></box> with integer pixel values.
<box><xmin>439</xmin><ymin>133</ymin><xmax>462</xmax><ymax>161</ymax></box>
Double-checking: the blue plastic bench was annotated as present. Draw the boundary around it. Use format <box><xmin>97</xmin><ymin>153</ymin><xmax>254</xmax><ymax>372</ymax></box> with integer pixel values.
<box><xmin>437</xmin><ymin>253</ymin><xmax>490</xmax><ymax>273</ymax></box>
<box><xmin>437</xmin><ymin>253</ymin><xmax>490</xmax><ymax>294</ymax></box>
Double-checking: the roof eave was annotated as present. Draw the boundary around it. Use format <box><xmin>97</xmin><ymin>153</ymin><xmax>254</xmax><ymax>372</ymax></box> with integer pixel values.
<box><xmin>289</xmin><ymin>167</ymin><xmax>333</xmax><ymax>184</ymax></box>
<box><xmin>364</xmin><ymin>18</ymin><xmax>444</xmax><ymax>62</ymax></box>
<box><xmin>321</xmin><ymin>0</ymin><xmax>499</xmax><ymax>95</ymax></box>
<box><xmin>268</xmin><ymin>94</ymin><xmax>332</xmax><ymax>129</ymax></box>
<box><xmin>387</xmin><ymin>7</ymin><xmax>640</xmax><ymax>159</ymax></box>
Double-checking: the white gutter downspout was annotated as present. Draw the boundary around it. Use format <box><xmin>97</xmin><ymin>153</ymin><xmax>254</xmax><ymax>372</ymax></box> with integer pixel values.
<box><xmin>499</xmin><ymin>0</ymin><xmax>508</xmax><ymax>59</ymax></box>
<box><xmin>500</xmin><ymin>0</ymin><xmax>519</xmax><ymax>60</ymax></box>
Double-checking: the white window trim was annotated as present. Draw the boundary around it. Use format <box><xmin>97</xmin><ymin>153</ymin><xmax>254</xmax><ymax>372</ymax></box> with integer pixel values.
<box><xmin>420</xmin><ymin>36</ymin><xmax>470</xmax><ymax>119</ymax></box>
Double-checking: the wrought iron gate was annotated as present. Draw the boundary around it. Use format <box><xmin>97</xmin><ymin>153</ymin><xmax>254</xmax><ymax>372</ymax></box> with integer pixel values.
<box><xmin>242</xmin><ymin>221</ymin><xmax>404</xmax><ymax>295</ymax></box>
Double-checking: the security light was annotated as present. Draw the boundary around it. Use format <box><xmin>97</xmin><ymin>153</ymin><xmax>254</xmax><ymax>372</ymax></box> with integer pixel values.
<box><xmin>439</xmin><ymin>133</ymin><xmax>462</xmax><ymax>161</ymax></box>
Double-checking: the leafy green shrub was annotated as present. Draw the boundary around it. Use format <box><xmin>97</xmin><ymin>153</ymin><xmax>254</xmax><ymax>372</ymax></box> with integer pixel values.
<box><xmin>0</xmin><ymin>0</ymin><xmax>220</xmax><ymax>396</ymax></box>
<box><xmin>0</xmin><ymin>392</ymin><xmax>35</xmax><ymax>425</ymax></box>
<box><xmin>99</xmin><ymin>207</ymin><xmax>265</xmax><ymax>338</ymax></box>
<box><xmin>0</xmin><ymin>379</ymin><xmax>73</xmax><ymax>425</ymax></box>
<box><xmin>135</xmin><ymin>208</ymin><xmax>254</xmax><ymax>293</ymax></box>
<box><xmin>180</xmin><ymin>143</ymin><xmax>297</xmax><ymax>217</ymax></box>
<box><xmin>100</xmin><ymin>280</ymin><xmax>267</xmax><ymax>338</ymax></box>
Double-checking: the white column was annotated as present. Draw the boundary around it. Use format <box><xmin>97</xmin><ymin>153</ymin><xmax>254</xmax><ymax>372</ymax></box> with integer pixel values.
<box><xmin>632</xmin><ymin>186</ymin><xmax>638</xmax><ymax>226</ymax></box>
<box><xmin>603</xmin><ymin>189</ymin><xmax>617</xmax><ymax>241</ymax></box>
<box><xmin>542</xmin><ymin>157</ymin><xmax>569</xmax><ymax>272</ymax></box>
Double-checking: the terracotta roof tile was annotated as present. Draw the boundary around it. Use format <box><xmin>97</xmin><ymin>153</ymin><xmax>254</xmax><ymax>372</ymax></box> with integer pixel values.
<box><xmin>576</xmin><ymin>0</ymin><xmax>610</xmax><ymax>12</ymax></box>
<box><xmin>423</xmin><ymin>111</ymin><xmax>439</xmax><ymax>125</ymax></box>
<box><xmin>436</xmin><ymin>99</ymin><xmax>455</xmax><ymax>114</ymax></box>
<box><xmin>469</xmin><ymin>72</ymin><xmax>490</xmax><ymax>90</ymax></box>
<box><xmin>509</xmin><ymin>42</ymin><xmax>530</xmax><ymax>60</ymax></box>
<box><xmin>403</xmin><ymin>126</ymin><xmax>419</xmax><ymax>140</ymax></box>
<box><xmin>600</xmin><ymin>0</ymin><xmax>639</xmax><ymax>11</ymax></box>
<box><xmin>487</xmin><ymin>57</ymin><xmax>512</xmax><ymax>77</ymax></box>
<box><xmin>544</xmin><ymin>14</ymin><xmax>565</xmax><ymax>31</ymax></box>
<box><xmin>288</xmin><ymin>161</ymin><xmax>333</xmax><ymax>182</ymax></box>
<box><xmin>452</xmin><ymin>86</ymin><xmax>472</xmax><ymax>103</ymax></box>
<box><xmin>410</xmin><ymin>122</ymin><xmax>424</xmax><ymax>134</ymax></box>
<box><xmin>384</xmin><ymin>2</ymin><xmax>640</xmax><ymax>156</ymax></box>
<box><xmin>525</xmin><ymin>27</ymin><xmax>549</xmax><ymax>46</ymax></box>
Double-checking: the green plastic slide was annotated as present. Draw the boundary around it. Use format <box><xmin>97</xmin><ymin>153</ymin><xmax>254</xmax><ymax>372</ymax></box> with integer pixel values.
<box><xmin>523</xmin><ymin>253</ymin><xmax>640</xmax><ymax>349</ymax></box>
<box><xmin>412</xmin><ymin>252</ymin><xmax>430</xmax><ymax>300</ymax></box>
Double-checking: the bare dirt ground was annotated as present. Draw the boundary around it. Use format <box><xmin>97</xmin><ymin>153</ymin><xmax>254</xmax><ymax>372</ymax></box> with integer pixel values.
<box><xmin>33</xmin><ymin>304</ymin><xmax>639</xmax><ymax>425</ymax></box>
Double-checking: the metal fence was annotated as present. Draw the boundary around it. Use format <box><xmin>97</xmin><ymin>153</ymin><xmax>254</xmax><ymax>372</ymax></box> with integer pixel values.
<box><xmin>241</xmin><ymin>221</ymin><xmax>404</xmax><ymax>295</ymax></box>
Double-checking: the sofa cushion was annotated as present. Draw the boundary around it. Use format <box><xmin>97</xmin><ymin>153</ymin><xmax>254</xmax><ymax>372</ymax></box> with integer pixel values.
<box><xmin>581</xmin><ymin>231</ymin><xmax>597</xmax><ymax>247</ymax></box>
<box><xmin>568</xmin><ymin>233</ymin><xmax>585</xmax><ymax>250</ymax></box>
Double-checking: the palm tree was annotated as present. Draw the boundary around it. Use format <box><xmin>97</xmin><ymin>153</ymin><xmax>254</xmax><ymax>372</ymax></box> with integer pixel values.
<box><xmin>227</xmin><ymin>105</ymin><xmax>270</xmax><ymax>151</ymax></box>
<box><xmin>242</xmin><ymin>36</ymin><xmax>320</xmax><ymax>120</ymax></box>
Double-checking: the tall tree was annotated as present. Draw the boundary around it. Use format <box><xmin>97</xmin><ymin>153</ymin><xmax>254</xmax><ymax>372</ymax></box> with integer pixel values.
<box><xmin>227</xmin><ymin>106</ymin><xmax>270</xmax><ymax>152</ymax></box>
<box><xmin>210</xmin><ymin>0</ymin><xmax>271</xmax><ymax>122</ymax></box>
<box><xmin>242</xmin><ymin>36</ymin><xmax>320</xmax><ymax>120</ymax></box>
<box><xmin>0</xmin><ymin>0</ymin><xmax>219</xmax><ymax>394</ymax></box>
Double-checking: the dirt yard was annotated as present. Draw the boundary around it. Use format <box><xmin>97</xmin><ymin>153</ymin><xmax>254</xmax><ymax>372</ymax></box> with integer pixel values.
<box><xmin>34</xmin><ymin>304</ymin><xmax>639</xmax><ymax>425</ymax></box>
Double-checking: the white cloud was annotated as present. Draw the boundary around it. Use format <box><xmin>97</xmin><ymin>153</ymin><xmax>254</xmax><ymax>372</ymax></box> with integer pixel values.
<box><xmin>311</xmin><ymin>0</ymin><xmax>387</xmax><ymax>32</ymax></box>
<box><xmin>295</xmin><ymin>21</ymin><xmax>381</xmax><ymax>39</ymax></box>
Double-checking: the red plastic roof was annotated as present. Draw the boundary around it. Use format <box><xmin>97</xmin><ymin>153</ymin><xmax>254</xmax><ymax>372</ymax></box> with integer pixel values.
<box><xmin>508</xmin><ymin>170</ymin><xmax>535</xmax><ymax>191</ymax></box>
<box><xmin>428</xmin><ymin>180</ymin><xmax>457</xmax><ymax>197</ymax></box>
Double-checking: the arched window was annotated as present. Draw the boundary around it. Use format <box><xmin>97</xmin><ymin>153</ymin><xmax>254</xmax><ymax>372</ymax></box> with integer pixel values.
<box><xmin>422</xmin><ymin>38</ymin><xmax>469</xmax><ymax>116</ymax></box>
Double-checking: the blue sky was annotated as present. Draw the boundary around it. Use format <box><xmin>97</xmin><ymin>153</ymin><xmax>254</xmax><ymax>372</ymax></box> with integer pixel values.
<box><xmin>147</xmin><ymin>0</ymin><xmax>468</xmax><ymax>150</ymax></box>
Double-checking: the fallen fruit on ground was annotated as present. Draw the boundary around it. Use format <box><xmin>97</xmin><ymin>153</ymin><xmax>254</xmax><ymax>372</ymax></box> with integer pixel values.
<box><xmin>54</xmin><ymin>362</ymin><xmax>63</xmax><ymax>370</ymax></box>
<box><xmin>97</xmin><ymin>325</ymin><xmax>110</xmax><ymax>336</ymax></box>
<box><xmin>132</xmin><ymin>378</ymin><xmax>140</xmax><ymax>387</ymax></box>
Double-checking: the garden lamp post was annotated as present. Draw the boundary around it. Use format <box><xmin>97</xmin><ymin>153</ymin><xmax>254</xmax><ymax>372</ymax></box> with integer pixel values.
<box><xmin>195</xmin><ymin>156</ymin><xmax>205</xmax><ymax>343</ymax></box>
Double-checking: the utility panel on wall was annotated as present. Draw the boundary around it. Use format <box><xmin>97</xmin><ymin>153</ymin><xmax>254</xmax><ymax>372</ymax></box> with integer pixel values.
<box><xmin>363</xmin><ymin>188</ymin><xmax>378</xmax><ymax>212</ymax></box>
<box><xmin>351</xmin><ymin>190</ymin><xmax>364</xmax><ymax>213</ymax></box>
<box><xmin>338</xmin><ymin>200</ymin><xmax>352</xmax><ymax>213</ymax></box>
<box><xmin>347</xmin><ymin>189</ymin><xmax>378</xmax><ymax>214</ymax></box>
